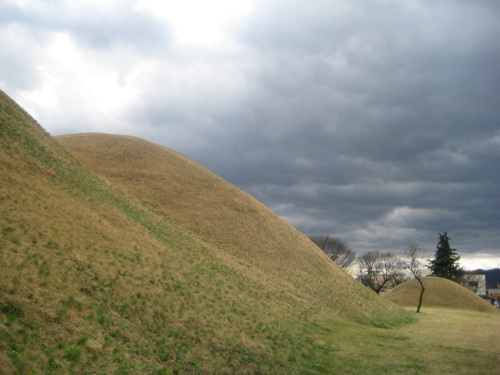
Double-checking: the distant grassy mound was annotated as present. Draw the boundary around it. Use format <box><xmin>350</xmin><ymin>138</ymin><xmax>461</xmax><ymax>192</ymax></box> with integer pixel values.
<box><xmin>1</xmin><ymin>89</ymin><xmax>411</xmax><ymax>374</ymax></box>
<box><xmin>384</xmin><ymin>277</ymin><xmax>497</xmax><ymax>312</ymax></box>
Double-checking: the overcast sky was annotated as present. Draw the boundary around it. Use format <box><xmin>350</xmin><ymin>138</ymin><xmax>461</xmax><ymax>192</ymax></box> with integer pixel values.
<box><xmin>2</xmin><ymin>0</ymin><xmax>499</xmax><ymax>269</ymax></box>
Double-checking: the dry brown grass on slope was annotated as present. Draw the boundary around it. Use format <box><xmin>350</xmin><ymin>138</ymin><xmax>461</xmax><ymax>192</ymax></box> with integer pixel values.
<box><xmin>384</xmin><ymin>277</ymin><xmax>497</xmax><ymax>312</ymax></box>
<box><xmin>1</xmin><ymin>89</ymin><xmax>331</xmax><ymax>373</ymax></box>
<box><xmin>56</xmin><ymin>133</ymin><xmax>409</xmax><ymax>326</ymax></box>
<box><xmin>1</xmin><ymin>90</ymin><xmax>413</xmax><ymax>374</ymax></box>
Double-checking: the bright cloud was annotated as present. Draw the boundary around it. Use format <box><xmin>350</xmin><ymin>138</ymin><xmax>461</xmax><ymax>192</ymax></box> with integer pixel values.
<box><xmin>17</xmin><ymin>32</ymin><xmax>144</xmax><ymax>134</ymax></box>
<box><xmin>135</xmin><ymin>0</ymin><xmax>254</xmax><ymax>46</ymax></box>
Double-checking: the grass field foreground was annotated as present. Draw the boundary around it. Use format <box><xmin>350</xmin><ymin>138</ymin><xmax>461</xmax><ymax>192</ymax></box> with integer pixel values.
<box><xmin>298</xmin><ymin>308</ymin><xmax>500</xmax><ymax>375</ymax></box>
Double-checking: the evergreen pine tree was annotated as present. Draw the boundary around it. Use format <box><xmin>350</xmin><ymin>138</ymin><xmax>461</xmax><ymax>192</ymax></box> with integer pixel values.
<box><xmin>429</xmin><ymin>232</ymin><xmax>464</xmax><ymax>281</ymax></box>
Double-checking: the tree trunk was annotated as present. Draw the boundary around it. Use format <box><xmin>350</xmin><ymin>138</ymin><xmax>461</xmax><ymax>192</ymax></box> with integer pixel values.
<box><xmin>416</xmin><ymin>278</ymin><xmax>425</xmax><ymax>313</ymax></box>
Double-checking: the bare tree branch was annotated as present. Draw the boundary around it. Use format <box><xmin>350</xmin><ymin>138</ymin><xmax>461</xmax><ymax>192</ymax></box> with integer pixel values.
<box><xmin>309</xmin><ymin>235</ymin><xmax>356</xmax><ymax>270</ymax></box>
<box><xmin>404</xmin><ymin>240</ymin><xmax>425</xmax><ymax>313</ymax></box>
<box><xmin>357</xmin><ymin>251</ymin><xmax>404</xmax><ymax>294</ymax></box>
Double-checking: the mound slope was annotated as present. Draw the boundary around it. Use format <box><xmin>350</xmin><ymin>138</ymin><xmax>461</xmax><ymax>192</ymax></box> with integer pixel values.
<box><xmin>56</xmin><ymin>133</ymin><xmax>407</xmax><ymax>324</ymax></box>
<box><xmin>384</xmin><ymin>277</ymin><xmax>497</xmax><ymax>312</ymax></box>
<box><xmin>1</xmin><ymin>90</ymin><xmax>276</xmax><ymax>373</ymax></box>
<box><xmin>1</xmin><ymin>90</ymin><xmax>410</xmax><ymax>373</ymax></box>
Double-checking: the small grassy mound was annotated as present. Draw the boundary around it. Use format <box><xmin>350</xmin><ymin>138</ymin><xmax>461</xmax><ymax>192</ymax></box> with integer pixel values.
<box><xmin>384</xmin><ymin>277</ymin><xmax>497</xmax><ymax>312</ymax></box>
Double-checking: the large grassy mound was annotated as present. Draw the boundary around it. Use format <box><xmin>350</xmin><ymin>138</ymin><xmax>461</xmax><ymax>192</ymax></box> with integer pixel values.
<box><xmin>1</xmin><ymin>89</ymin><xmax>411</xmax><ymax>374</ymax></box>
<box><xmin>56</xmin><ymin>133</ymin><xmax>406</xmax><ymax>326</ymax></box>
<box><xmin>384</xmin><ymin>277</ymin><xmax>497</xmax><ymax>312</ymax></box>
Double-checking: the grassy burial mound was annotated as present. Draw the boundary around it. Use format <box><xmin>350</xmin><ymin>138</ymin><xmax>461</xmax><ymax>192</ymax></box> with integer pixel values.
<box><xmin>56</xmin><ymin>133</ymin><xmax>409</xmax><ymax>327</ymax></box>
<box><xmin>384</xmin><ymin>277</ymin><xmax>497</xmax><ymax>312</ymax></box>
<box><xmin>1</xmin><ymin>89</ymin><xmax>410</xmax><ymax>374</ymax></box>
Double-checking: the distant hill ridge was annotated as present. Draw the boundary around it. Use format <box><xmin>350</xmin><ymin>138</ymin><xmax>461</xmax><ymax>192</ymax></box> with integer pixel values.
<box><xmin>1</xmin><ymin>89</ymin><xmax>411</xmax><ymax>374</ymax></box>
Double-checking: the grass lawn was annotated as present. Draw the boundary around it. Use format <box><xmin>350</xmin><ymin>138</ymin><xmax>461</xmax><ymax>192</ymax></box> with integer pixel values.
<box><xmin>299</xmin><ymin>308</ymin><xmax>500</xmax><ymax>375</ymax></box>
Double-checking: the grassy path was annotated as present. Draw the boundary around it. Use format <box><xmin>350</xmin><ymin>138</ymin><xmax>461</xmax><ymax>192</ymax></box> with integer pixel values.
<box><xmin>299</xmin><ymin>308</ymin><xmax>500</xmax><ymax>375</ymax></box>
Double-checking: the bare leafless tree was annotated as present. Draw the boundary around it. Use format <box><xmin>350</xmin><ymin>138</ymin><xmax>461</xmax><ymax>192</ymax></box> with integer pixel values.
<box><xmin>404</xmin><ymin>240</ymin><xmax>425</xmax><ymax>313</ymax></box>
<box><xmin>309</xmin><ymin>235</ymin><xmax>356</xmax><ymax>270</ymax></box>
<box><xmin>357</xmin><ymin>251</ymin><xmax>404</xmax><ymax>294</ymax></box>
<box><xmin>459</xmin><ymin>273</ymin><xmax>485</xmax><ymax>294</ymax></box>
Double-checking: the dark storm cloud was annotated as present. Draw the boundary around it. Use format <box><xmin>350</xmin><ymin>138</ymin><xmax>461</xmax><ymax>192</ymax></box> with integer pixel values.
<box><xmin>175</xmin><ymin>0</ymin><xmax>500</xmax><ymax>260</ymax></box>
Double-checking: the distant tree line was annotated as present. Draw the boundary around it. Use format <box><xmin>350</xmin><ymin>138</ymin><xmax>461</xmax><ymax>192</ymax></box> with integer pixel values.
<box><xmin>309</xmin><ymin>231</ymin><xmax>469</xmax><ymax>313</ymax></box>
